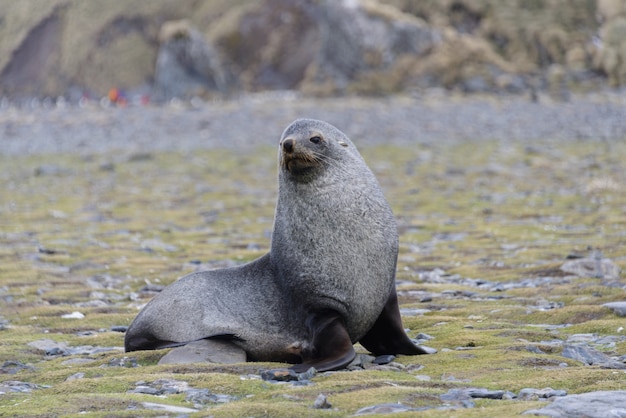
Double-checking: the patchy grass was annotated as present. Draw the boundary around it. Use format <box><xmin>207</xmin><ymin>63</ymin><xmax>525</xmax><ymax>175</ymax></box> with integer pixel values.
<box><xmin>1</xmin><ymin>137</ymin><xmax>625</xmax><ymax>416</ymax></box>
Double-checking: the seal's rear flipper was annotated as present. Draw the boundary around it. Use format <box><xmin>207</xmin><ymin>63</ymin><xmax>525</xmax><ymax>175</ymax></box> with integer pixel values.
<box><xmin>359</xmin><ymin>285</ymin><xmax>436</xmax><ymax>356</ymax></box>
<box><xmin>125</xmin><ymin>334</ymin><xmax>186</xmax><ymax>352</ymax></box>
<box><xmin>291</xmin><ymin>310</ymin><xmax>356</xmax><ymax>372</ymax></box>
<box><xmin>125</xmin><ymin>331</ymin><xmax>242</xmax><ymax>353</ymax></box>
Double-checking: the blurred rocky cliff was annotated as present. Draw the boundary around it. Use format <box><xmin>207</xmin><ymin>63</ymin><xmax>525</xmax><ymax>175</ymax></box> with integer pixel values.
<box><xmin>0</xmin><ymin>0</ymin><xmax>624</xmax><ymax>100</ymax></box>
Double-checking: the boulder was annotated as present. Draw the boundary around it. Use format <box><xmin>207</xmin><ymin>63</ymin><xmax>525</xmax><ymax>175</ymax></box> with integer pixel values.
<box><xmin>154</xmin><ymin>20</ymin><xmax>232</xmax><ymax>99</ymax></box>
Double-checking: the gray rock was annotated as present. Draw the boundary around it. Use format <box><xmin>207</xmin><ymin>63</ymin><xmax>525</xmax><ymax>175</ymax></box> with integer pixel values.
<box><xmin>523</xmin><ymin>390</ymin><xmax>626</xmax><ymax>417</ymax></box>
<box><xmin>110</xmin><ymin>325</ymin><xmax>128</xmax><ymax>333</ymax></box>
<box><xmin>518</xmin><ymin>388</ymin><xmax>568</xmax><ymax>400</ymax></box>
<box><xmin>1</xmin><ymin>361</ymin><xmax>35</xmax><ymax>374</ymax></box>
<box><xmin>186</xmin><ymin>388</ymin><xmax>237</xmax><ymax>405</ymax></box>
<box><xmin>27</xmin><ymin>339</ymin><xmax>69</xmax><ymax>354</ymax></box>
<box><xmin>560</xmin><ymin>257</ymin><xmax>621</xmax><ymax>279</ymax></box>
<box><xmin>313</xmin><ymin>393</ymin><xmax>332</xmax><ymax>409</ymax></box>
<box><xmin>65</xmin><ymin>372</ymin><xmax>85</xmax><ymax>381</ymax></box>
<box><xmin>154</xmin><ymin>20</ymin><xmax>231</xmax><ymax>100</ymax></box>
<box><xmin>603</xmin><ymin>301</ymin><xmax>626</xmax><ymax>317</ymax></box>
<box><xmin>561</xmin><ymin>344</ymin><xmax>626</xmax><ymax>369</ymax></box>
<box><xmin>439</xmin><ymin>389</ymin><xmax>476</xmax><ymax>408</ymax></box>
<box><xmin>347</xmin><ymin>353</ymin><xmax>376</xmax><ymax>370</ymax></box>
<box><xmin>259</xmin><ymin>367</ymin><xmax>316</xmax><ymax>385</ymax></box>
<box><xmin>464</xmin><ymin>388</ymin><xmax>510</xmax><ymax>400</ymax></box>
<box><xmin>260</xmin><ymin>368</ymin><xmax>300</xmax><ymax>382</ymax></box>
<box><xmin>0</xmin><ymin>381</ymin><xmax>47</xmax><ymax>394</ymax></box>
<box><xmin>214</xmin><ymin>0</ymin><xmax>438</xmax><ymax>94</ymax></box>
<box><xmin>373</xmin><ymin>355</ymin><xmax>396</xmax><ymax>365</ymax></box>
<box><xmin>131</xmin><ymin>385</ymin><xmax>161</xmax><ymax>395</ymax></box>
<box><xmin>157</xmin><ymin>339</ymin><xmax>246</xmax><ymax>365</ymax></box>
<box><xmin>106</xmin><ymin>357</ymin><xmax>138</xmax><ymax>368</ymax></box>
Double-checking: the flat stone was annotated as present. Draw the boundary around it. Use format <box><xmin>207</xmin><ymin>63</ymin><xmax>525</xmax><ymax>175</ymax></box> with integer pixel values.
<box><xmin>353</xmin><ymin>403</ymin><xmax>417</xmax><ymax>416</ymax></box>
<box><xmin>523</xmin><ymin>390</ymin><xmax>626</xmax><ymax>418</ymax></box>
<box><xmin>561</xmin><ymin>344</ymin><xmax>626</xmax><ymax>369</ymax></box>
<box><xmin>603</xmin><ymin>301</ymin><xmax>626</xmax><ymax>317</ymax></box>
<box><xmin>464</xmin><ymin>388</ymin><xmax>509</xmax><ymax>399</ymax></box>
<box><xmin>27</xmin><ymin>339</ymin><xmax>69</xmax><ymax>353</ymax></box>
<box><xmin>0</xmin><ymin>381</ymin><xmax>45</xmax><ymax>394</ymax></box>
<box><xmin>158</xmin><ymin>339</ymin><xmax>246</xmax><ymax>365</ymax></box>
<box><xmin>373</xmin><ymin>355</ymin><xmax>396</xmax><ymax>365</ymax></box>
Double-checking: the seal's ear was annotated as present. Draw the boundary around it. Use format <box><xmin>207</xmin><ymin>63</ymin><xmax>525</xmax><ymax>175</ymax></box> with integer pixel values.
<box><xmin>338</xmin><ymin>140</ymin><xmax>348</xmax><ymax>147</ymax></box>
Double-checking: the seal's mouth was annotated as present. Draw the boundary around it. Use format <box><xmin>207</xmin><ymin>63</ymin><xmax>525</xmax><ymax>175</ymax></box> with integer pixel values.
<box><xmin>282</xmin><ymin>153</ymin><xmax>319</xmax><ymax>174</ymax></box>
<box><xmin>280</xmin><ymin>138</ymin><xmax>322</xmax><ymax>175</ymax></box>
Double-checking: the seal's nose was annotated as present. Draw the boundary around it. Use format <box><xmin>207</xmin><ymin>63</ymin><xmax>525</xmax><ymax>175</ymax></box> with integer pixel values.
<box><xmin>282</xmin><ymin>138</ymin><xmax>295</xmax><ymax>153</ymax></box>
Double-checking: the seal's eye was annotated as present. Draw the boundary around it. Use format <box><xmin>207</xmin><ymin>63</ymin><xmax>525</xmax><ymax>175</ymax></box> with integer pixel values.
<box><xmin>309</xmin><ymin>136</ymin><xmax>322</xmax><ymax>144</ymax></box>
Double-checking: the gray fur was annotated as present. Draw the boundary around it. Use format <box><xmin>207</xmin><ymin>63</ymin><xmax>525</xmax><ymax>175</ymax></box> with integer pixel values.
<box><xmin>125</xmin><ymin>119</ymin><xmax>407</xmax><ymax>366</ymax></box>
<box><xmin>272</xmin><ymin>118</ymin><xmax>398</xmax><ymax>342</ymax></box>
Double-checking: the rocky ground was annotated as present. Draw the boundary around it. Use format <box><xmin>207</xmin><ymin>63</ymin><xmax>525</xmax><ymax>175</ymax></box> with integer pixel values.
<box><xmin>1</xmin><ymin>92</ymin><xmax>626</xmax><ymax>417</ymax></box>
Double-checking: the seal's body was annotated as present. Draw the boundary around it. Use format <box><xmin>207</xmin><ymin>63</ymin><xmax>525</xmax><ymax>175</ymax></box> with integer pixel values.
<box><xmin>125</xmin><ymin>119</ymin><xmax>433</xmax><ymax>371</ymax></box>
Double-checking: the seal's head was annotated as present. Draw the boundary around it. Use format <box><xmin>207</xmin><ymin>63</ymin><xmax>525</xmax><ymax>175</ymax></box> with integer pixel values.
<box><xmin>279</xmin><ymin>119</ymin><xmax>360</xmax><ymax>181</ymax></box>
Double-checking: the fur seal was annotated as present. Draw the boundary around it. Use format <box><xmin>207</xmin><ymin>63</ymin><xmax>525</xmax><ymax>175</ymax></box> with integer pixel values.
<box><xmin>124</xmin><ymin>118</ymin><xmax>434</xmax><ymax>371</ymax></box>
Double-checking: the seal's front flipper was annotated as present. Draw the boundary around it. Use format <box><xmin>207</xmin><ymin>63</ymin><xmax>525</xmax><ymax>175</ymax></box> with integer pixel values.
<box><xmin>359</xmin><ymin>285</ymin><xmax>436</xmax><ymax>356</ymax></box>
<box><xmin>291</xmin><ymin>310</ymin><xmax>356</xmax><ymax>372</ymax></box>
